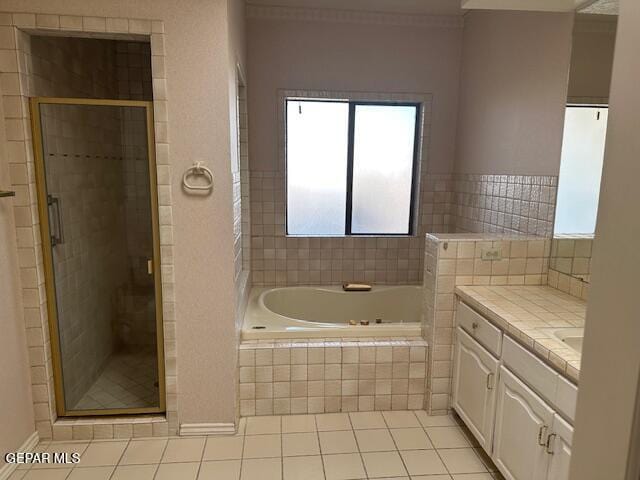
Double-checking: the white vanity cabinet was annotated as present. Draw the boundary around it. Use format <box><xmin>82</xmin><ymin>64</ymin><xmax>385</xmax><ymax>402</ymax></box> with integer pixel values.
<box><xmin>452</xmin><ymin>327</ymin><xmax>499</xmax><ymax>452</ymax></box>
<box><xmin>493</xmin><ymin>366</ymin><xmax>554</xmax><ymax>480</ymax></box>
<box><xmin>452</xmin><ymin>299</ymin><xmax>578</xmax><ymax>480</ymax></box>
<box><xmin>546</xmin><ymin>414</ymin><xmax>574</xmax><ymax>480</ymax></box>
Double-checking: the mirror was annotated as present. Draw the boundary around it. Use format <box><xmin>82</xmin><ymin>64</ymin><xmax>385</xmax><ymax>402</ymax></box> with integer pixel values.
<box><xmin>551</xmin><ymin>12</ymin><xmax>617</xmax><ymax>286</ymax></box>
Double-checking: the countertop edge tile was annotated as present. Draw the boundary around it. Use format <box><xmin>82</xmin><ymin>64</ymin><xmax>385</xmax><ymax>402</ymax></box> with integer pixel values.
<box><xmin>455</xmin><ymin>285</ymin><xmax>583</xmax><ymax>384</ymax></box>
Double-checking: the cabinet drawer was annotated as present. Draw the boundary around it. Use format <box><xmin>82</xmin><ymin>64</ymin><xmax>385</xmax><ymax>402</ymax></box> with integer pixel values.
<box><xmin>456</xmin><ymin>300</ymin><xmax>502</xmax><ymax>357</ymax></box>
<box><xmin>554</xmin><ymin>376</ymin><xmax>578</xmax><ymax>423</ymax></box>
<box><xmin>502</xmin><ymin>335</ymin><xmax>559</xmax><ymax>405</ymax></box>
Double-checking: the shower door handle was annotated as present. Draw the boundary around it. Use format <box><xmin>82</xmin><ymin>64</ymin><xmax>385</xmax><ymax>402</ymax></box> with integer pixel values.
<box><xmin>47</xmin><ymin>194</ymin><xmax>64</xmax><ymax>246</ymax></box>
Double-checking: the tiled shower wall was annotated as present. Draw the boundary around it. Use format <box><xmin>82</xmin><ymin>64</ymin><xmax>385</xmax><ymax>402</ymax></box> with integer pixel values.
<box><xmin>40</xmin><ymin>103</ymin><xmax>129</xmax><ymax>408</ymax></box>
<box><xmin>422</xmin><ymin>234</ymin><xmax>551</xmax><ymax>414</ymax></box>
<box><xmin>27</xmin><ymin>35</ymin><xmax>132</xmax><ymax>407</ymax></box>
<box><xmin>28</xmin><ymin>36</ymin><xmax>158</xmax><ymax>351</ymax></box>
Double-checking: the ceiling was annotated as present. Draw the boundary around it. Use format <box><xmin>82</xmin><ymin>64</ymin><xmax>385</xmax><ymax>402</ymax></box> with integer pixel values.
<box><xmin>579</xmin><ymin>0</ymin><xmax>618</xmax><ymax>15</ymax></box>
<box><xmin>245</xmin><ymin>0</ymin><xmax>464</xmax><ymax>15</ymax></box>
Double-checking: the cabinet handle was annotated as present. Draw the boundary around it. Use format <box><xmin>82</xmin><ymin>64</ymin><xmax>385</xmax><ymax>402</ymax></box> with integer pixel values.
<box><xmin>546</xmin><ymin>433</ymin><xmax>556</xmax><ymax>454</ymax></box>
<box><xmin>537</xmin><ymin>425</ymin><xmax>548</xmax><ymax>446</ymax></box>
<box><xmin>472</xmin><ymin>322</ymin><xmax>479</xmax><ymax>331</ymax></box>
<box><xmin>486</xmin><ymin>372</ymin><xmax>494</xmax><ymax>390</ymax></box>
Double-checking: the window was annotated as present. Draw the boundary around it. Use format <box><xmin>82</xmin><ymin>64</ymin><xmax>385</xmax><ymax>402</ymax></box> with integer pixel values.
<box><xmin>286</xmin><ymin>98</ymin><xmax>420</xmax><ymax>236</ymax></box>
<box><xmin>554</xmin><ymin>105</ymin><xmax>608</xmax><ymax>235</ymax></box>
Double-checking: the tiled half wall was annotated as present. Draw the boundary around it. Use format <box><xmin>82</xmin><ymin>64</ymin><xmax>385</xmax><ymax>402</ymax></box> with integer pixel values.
<box><xmin>422</xmin><ymin>234</ymin><xmax>552</xmax><ymax>414</ymax></box>
<box><xmin>239</xmin><ymin>338</ymin><xmax>428</xmax><ymax>416</ymax></box>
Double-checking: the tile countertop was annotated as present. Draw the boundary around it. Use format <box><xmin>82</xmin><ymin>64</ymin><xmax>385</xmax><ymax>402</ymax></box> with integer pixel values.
<box><xmin>455</xmin><ymin>285</ymin><xmax>585</xmax><ymax>383</ymax></box>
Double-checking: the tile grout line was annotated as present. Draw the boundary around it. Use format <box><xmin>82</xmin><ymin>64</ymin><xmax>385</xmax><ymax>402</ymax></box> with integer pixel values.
<box><xmin>239</xmin><ymin>419</ymin><xmax>247</xmax><ymax>480</ymax></box>
<box><xmin>194</xmin><ymin>435</ymin><xmax>207</xmax><ymax>480</ymax></box>
<box><xmin>311</xmin><ymin>414</ymin><xmax>326</xmax><ymax>480</ymax></box>
<box><xmin>347</xmin><ymin>411</ymin><xmax>370</xmax><ymax>479</ymax></box>
<box><xmin>383</xmin><ymin>411</ymin><xmax>414</xmax><ymax>479</ymax></box>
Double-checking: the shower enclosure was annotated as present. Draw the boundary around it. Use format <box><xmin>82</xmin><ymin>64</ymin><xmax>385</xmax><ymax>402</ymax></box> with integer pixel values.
<box><xmin>30</xmin><ymin>97</ymin><xmax>165</xmax><ymax>416</ymax></box>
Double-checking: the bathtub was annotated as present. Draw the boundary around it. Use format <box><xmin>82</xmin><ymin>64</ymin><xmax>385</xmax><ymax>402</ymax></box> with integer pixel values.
<box><xmin>242</xmin><ymin>285</ymin><xmax>423</xmax><ymax>339</ymax></box>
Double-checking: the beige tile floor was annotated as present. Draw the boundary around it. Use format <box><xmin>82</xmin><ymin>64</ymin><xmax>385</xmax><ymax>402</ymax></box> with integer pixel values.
<box><xmin>10</xmin><ymin>411</ymin><xmax>505</xmax><ymax>480</ymax></box>
<box><xmin>73</xmin><ymin>352</ymin><xmax>159</xmax><ymax>411</ymax></box>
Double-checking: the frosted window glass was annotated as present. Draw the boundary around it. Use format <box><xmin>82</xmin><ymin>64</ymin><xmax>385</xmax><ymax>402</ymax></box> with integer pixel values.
<box><xmin>351</xmin><ymin>105</ymin><xmax>417</xmax><ymax>234</ymax></box>
<box><xmin>286</xmin><ymin>100</ymin><xmax>349</xmax><ymax>235</ymax></box>
<box><xmin>554</xmin><ymin>106</ymin><xmax>608</xmax><ymax>235</ymax></box>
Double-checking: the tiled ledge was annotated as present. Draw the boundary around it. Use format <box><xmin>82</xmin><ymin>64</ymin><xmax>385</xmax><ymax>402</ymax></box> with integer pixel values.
<box><xmin>51</xmin><ymin>415</ymin><xmax>168</xmax><ymax>441</ymax></box>
<box><xmin>240</xmin><ymin>337</ymin><xmax>428</xmax><ymax>349</ymax></box>
<box><xmin>239</xmin><ymin>337</ymin><xmax>429</xmax><ymax>416</ymax></box>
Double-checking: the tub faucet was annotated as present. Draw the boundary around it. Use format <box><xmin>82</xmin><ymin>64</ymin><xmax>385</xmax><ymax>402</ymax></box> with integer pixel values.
<box><xmin>342</xmin><ymin>283</ymin><xmax>372</xmax><ymax>292</ymax></box>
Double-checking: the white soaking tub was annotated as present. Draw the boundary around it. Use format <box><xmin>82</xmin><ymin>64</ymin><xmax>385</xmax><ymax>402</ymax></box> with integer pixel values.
<box><xmin>242</xmin><ymin>285</ymin><xmax>422</xmax><ymax>339</ymax></box>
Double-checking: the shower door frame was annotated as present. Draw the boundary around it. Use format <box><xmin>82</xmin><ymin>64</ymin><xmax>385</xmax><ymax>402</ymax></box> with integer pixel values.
<box><xmin>29</xmin><ymin>97</ymin><xmax>166</xmax><ymax>417</ymax></box>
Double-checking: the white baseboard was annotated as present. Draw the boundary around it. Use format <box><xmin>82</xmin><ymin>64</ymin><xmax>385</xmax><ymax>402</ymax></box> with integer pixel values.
<box><xmin>0</xmin><ymin>431</ymin><xmax>39</xmax><ymax>480</ymax></box>
<box><xmin>179</xmin><ymin>423</ymin><xmax>236</xmax><ymax>436</ymax></box>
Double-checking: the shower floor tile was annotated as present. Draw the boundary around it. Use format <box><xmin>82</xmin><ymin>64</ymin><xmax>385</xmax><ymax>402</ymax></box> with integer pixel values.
<box><xmin>73</xmin><ymin>351</ymin><xmax>159</xmax><ymax>411</ymax></box>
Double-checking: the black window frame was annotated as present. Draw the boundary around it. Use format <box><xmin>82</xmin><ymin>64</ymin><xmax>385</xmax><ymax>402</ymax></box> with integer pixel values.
<box><xmin>285</xmin><ymin>98</ymin><xmax>421</xmax><ymax>237</ymax></box>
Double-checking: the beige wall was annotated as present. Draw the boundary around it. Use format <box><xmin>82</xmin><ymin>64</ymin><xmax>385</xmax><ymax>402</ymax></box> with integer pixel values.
<box><xmin>0</xmin><ymin>91</ymin><xmax>35</xmax><ymax>468</ymax></box>
<box><xmin>0</xmin><ymin>0</ymin><xmax>244</xmax><ymax>426</ymax></box>
<box><xmin>246</xmin><ymin>14</ymin><xmax>463</xmax><ymax>175</ymax></box>
<box><xmin>454</xmin><ymin>10</ymin><xmax>573</xmax><ymax>175</ymax></box>
<box><xmin>567</xmin><ymin>14</ymin><xmax>617</xmax><ymax>103</ymax></box>
<box><xmin>570</xmin><ymin>0</ymin><xmax>640</xmax><ymax>477</ymax></box>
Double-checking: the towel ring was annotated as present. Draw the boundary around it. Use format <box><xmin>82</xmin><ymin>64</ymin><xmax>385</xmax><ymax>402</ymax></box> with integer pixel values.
<box><xmin>182</xmin><ymin>161</ymin><xmax>214</xmax><ymax>192</ymax></box>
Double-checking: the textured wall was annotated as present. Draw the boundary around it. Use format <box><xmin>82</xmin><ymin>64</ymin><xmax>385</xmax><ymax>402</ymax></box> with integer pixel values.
<box><xmin>0</xmin><ymin>81</ymin><xmax>35</xmax><ymax>472</ymax></box>
<box><xmin>568</xmin><ymin>14</ymin><xmax>617</xmax><ymax>103</ymax></box>
<box><xmin>455</xmin><ymin>10</ymin><xmax>574</xmax><ymax>176</ymax></box>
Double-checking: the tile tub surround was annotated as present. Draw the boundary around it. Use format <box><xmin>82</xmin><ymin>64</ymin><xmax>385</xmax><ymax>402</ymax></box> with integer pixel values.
<box><xmin>451</xmin><ymin>174</ymin><xmax>558</xmax><ymax>237</ymax></box>
<box><xmin>16</xmin><ymin>411</ymin><xmax>503</xmax><ymax>480</ymax></box>
<box><xmin>422</xmin><ymin>233</ymin><xmax>552</xmax><ymax>414</ymax></box>
<box><xmin>249</xmin><ymin>170</ymin><xmax>562</xmax><ymax>287</ymax></box>
<box><xmin>455</xmin><ymin>285</ymin><xmax>585</xmax><ymax>382</ymax></box>
<box><xmin>239</xmin><ymin>338</ymin><xmax>428</xmax><ymax>416</ymax></box>
<box><xmin>0</xmin><ymin>13</ymin><xmax>177</xmax><ymax>439</ymax></box>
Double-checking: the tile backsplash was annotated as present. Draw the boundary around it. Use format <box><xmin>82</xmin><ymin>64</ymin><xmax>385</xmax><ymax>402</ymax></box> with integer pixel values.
<box><xmin>547</xmin><ymin>234</ymin><xmax>593</xmax><ymax>301</ymax></box>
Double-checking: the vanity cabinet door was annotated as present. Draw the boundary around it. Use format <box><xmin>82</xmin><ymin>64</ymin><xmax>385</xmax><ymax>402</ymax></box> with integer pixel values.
<box><xmin>546</xmin><ymin>414</ymin><xmax>573</xmax><ymax>480</ymax></box>
<box><xmin>493</xmin><ymin>366</ymin><xmax>554</xmax><ymax>480</ymax></box>
<box><xmin>452</xmin><ymin>327</ymin><xmax>499</xmax><ymax>453</ymax></box>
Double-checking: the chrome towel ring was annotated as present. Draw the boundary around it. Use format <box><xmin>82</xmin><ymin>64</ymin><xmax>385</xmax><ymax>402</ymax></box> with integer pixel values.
<box><xmin>182</xmin><ymin>161</ymin><xmax>214</xmax><ymax>193</ymax></box>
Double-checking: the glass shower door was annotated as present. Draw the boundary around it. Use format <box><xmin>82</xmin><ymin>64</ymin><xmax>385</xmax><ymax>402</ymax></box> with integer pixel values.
<box><xmin>30</xmin><ymin>98</ymin><xmax>165</xmax><ymax>416</ymax></box>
